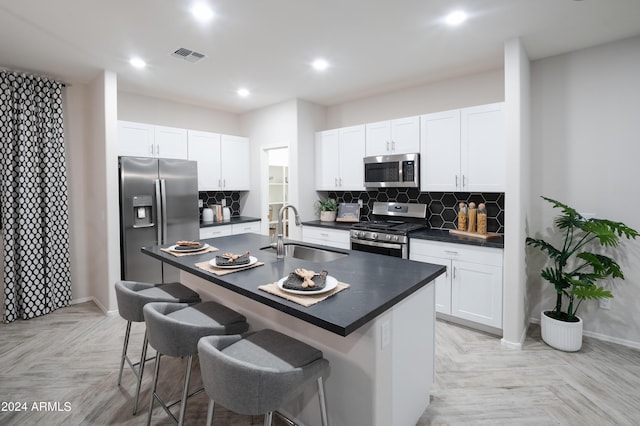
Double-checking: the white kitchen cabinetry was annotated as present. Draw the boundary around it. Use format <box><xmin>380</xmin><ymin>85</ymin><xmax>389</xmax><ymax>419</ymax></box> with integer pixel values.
<box><xmin>420</xmin><ymin>102</ymin><xmax>505</xmax><ymax>192</ymax></box>
<box><xmin>410</xmin><ymin>239</ymin><xmax>503</xmax><ymax>329</ymax></box>
<box><xmin>316</xmin><ymin>125</ymin><xmax>366</xmax><ymax>191</ymax></box>
<box><xmin>365</xmin><ymin>116</ymin><xmax>420</xmax><ymax>156</ymax></box>
<box><xmin>302</xmin><ymin>226</ymin><xmax>350</xmax><ymax>250</ymax></box>
<box><xmin>188</xmin><ymin>131</ymin><xmax>250</xmax><ymax>191</ymax></box>
<box><xmin>200</xmin><ymin>221</ymin><xmax>261</xmax><ymax>239</ymax></box>
<box><xmin>118</xmin><ymin>121</ymin><xmax>188</xmax><ymax>160</ymax></box>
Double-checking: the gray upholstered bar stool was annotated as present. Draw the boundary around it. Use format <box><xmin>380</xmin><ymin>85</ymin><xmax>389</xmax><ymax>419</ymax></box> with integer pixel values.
<box><xmin>114</xmin><ymin>280</ymin><xmax>201</xmax><ymax>415</ymax></box>
<box><xmin>197</xmin><ymin>329</ymin><xmax>330</xmax><ymax>426</ymax></box>
<box><xmin>143</xmin><ymin>301</ymin><xmax>249</xmax><ymax>426</ymax></box>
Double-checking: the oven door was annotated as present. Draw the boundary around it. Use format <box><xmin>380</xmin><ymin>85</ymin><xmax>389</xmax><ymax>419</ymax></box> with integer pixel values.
<box><xmin>350</xmin><ymin>238</ymin><xmax>407</xmax><ymax>259</ymax></box>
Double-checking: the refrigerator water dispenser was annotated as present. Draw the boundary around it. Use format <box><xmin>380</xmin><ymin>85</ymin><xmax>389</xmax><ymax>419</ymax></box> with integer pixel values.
<box><xmin>132</xmin><ymin>195</ymin><xmax>154</xmax><ymax>227</ymax></box>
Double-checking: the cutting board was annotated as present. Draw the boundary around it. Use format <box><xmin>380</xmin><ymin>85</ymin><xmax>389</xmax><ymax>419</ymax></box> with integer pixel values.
<box><xmin>449</xmin><ymin>229</ymin><xmax>502</xmax><ymax>240</ymax></box>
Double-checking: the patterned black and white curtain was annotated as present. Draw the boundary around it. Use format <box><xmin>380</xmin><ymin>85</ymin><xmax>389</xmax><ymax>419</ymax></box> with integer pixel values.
<box><xmin>0</xmin><ymin>71</ymin><xmax>71</xmax><ymax>323</ymax></box>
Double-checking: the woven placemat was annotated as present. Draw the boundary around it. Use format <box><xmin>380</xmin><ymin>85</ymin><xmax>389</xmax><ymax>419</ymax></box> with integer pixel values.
<box><xmin>195</xmin><ymin>259</ymin><xmax>264</xmax><ymax>276</ymax></box>
<box><xmin>258</xmin><ymin>282</ymin><xmax>350</xmax><ymax>307</ymax></box>
<box><xmin>161</xmin><ymin>245</ymin><xmax>219</xmax><ymax>257</ymax></box>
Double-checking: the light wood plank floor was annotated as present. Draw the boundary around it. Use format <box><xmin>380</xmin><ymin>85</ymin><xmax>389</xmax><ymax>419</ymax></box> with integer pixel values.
<box><xmin>1</xmin><ymin>301</ymin><xmax>639</xmax><ymax>425</ymax></box>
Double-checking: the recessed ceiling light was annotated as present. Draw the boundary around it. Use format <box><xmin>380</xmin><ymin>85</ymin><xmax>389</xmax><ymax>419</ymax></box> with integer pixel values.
<box><xmin>191</xmin><ymin>2</ymin><xmax>214</xmax><ymax>22</ymax></box>
<box><xmin>129</xmin><ymin>57</ymin><xmax>146</xmax><ymax>69</ymax></box>
<box><xmin>312</xmin><ymin>58</ymin><xmax>329</xmax><ymax>71</ymax></box>
<box><xmin>237</xmin><ymin>88</ymin><xmax>250</xmax><ymax>98</ymax></box>
<box><xmin>445</xmin><ymin>10</ymin><xmax>467</xmax><ymax>26</ymax></box>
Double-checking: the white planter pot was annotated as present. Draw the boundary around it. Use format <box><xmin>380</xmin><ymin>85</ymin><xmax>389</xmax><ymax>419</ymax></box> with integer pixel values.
<box><xmin>320</xmin><ymin>211</ymin><xmax>337</xmax><ymax>222</ymax></box>
<box><xmin>540</xmin><ymin>310</ymin><xmax>583</xmax><ymax>352</ymax></box>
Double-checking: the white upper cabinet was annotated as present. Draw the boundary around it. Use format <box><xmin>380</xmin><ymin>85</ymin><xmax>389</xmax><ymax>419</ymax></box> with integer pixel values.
<box><xmin>365</xmin><ymin>116</ymin><xmax>420</xmax><ymax>156</ymax></box>
<box><xmin>187</xmin><ymin>130</ymin><xmax>221</xmax><ymax>190</ymax></box>
<box><xmin>421</xmin><ymin>102</ymin><xmax>505</xmax><ymax>192</ymax></box>
<box><xmin>461</xmin><ymin>103</ymin><xmax>505</xmax><ymax>192</ymax></box>
<box><xmin>220</xmin><ymin>134</ymin><xmax>250</xmax><ymax>190</ymax></box>
<box><xmin>316</xmin><ymin>125</ymin><xmax>365</xmax><ymax>191</ymax></box>
<box><xmin>420</xmin><ymin>109</ymin><xmax>461</xmax><ymax>192</ymax></box>
<box><xmin>118</xmin><ymin>121</ymin><xmax>188</xmax><ymax>159</ymax></box>
<box><xmin>188</xmin><ymin>130</ymin><xmax>250</xmax><ymax>191</ymax></box>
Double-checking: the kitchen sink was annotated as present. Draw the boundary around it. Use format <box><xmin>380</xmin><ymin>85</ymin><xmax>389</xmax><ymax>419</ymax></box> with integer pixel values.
<box><xmin>260</xmin><ymin>243</ymin><xmax>348</xmax><ymax>262</ymax></box>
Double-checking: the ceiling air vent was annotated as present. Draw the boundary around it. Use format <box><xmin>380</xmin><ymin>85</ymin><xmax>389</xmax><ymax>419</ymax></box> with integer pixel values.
<box><xmin>171</xmin><ymin>47</ymin><xmax>207</xmax><ymax>63</ymax></box>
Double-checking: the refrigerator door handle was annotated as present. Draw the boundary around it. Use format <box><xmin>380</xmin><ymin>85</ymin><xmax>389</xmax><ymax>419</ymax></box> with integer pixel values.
<box><xmin>160</xmin><ymin>179</ymin><xmax>168</xmax><ymax>244</ymax></box>
<box><xmin>155</xmin><ymin>179</ymin><xmax>163</xmax><ymax>244</ymax></box>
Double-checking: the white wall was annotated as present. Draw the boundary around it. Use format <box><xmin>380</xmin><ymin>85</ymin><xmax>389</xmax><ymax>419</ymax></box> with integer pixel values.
<box><xmin>241</xmin><ymin>100</ymin><xmax>299</xmax><ymax>236</ymax></box>
<box><xmin>118</xmin><ymin>91</ymin><xmax>242</xmax><ymax>136</ymax></box>
<box><xmin>502</xmin><ymin>38</ymin><xmax>531</xmax><ymax>348</ymax></box>
<box><xmin>529</xmin><ymin>35</ymin><xmax>640</xmax><ymax>347</ymax></box>
<box><xmin>326</xmin><ymin>69</ymin><xmax>504</xmax><ymax>128</ymax></box>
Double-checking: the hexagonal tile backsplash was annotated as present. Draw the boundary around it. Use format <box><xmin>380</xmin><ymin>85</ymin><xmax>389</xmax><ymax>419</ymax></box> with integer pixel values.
<box><xmin>327</xmin><ymin>189</ymin><xmax>504</xmax><ymax>233</ymax></box>
<box><xmin>200</xmin><ymin>189</ymin><xmax>505</xmax><ymax>234</ymax></box>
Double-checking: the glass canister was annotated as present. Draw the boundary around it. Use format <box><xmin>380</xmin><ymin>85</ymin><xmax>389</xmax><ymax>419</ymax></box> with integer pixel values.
<box><xmin>477</xmin><ymin>203</ymin><xmax>488</xmax><ymax>235</ymax></box>
<box><xmin>467</xmin><ymin>202</ymin><xmax>477</xmax><ymax>233</ymax></box>
<box><xmin>457</xmin><ymin>202</ymin><xmax>467</xmax><ymax>231</ymax></box>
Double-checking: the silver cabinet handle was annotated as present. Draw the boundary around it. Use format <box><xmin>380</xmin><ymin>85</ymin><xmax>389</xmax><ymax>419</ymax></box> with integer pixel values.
<box><xmin>339</xmin><ymin>178</ymin><xmax>343</xmax><ymax>187</ymax></box>
<box><xmin>444</xmin><ymin>250</ymin><xmax>459</xmax><ymax>255</ymax></box>
<box><xmin>455</xmin><ymin>175</ymin><xmax>459</xmax><ymax>188</ymax></box>
<box><xmin>392</xmin><ymin>141</ymin><xmax>396</xmax><ymax>151</ymax></box>
<box><xmin>219</xmin><ymin>179</ymin><xmax>222</xmax><ymax>188</ymax></box>
<box><xmin>386</xmin><ymin>141</ymin><xmax>390</xmax><ymax>151</ymax></box>
<box><xmin>453</xmin><ymin>266</ymin><xmax>457</xmax><ymax>279</ymax></box>
<box><xmin>156</xmin><ymin>144</ymin><xmax>160</xmax><ymax>156</ymax></box>
<box><xmin>335</xmin><ymin>177</ymin><xmax>338</xmax><ymax>187</ymax></box>
<box><xmin>462</xmin><ymin>175</ymin><xmax>466</xmax><ymax>188</ymax></box>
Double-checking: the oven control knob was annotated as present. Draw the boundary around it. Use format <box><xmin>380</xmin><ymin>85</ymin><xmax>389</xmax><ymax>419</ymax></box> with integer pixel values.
<box><xmin>393</xmin><ymin>235</ymin><xmax>399</xmax><ymax>241</ymax></box>
<box><xmin>386</xmin><ymin>235</ymin><xmax>391</xmax><ymax>240</ymax></box>
<box><xmin>371</xmin><ymin>233</ymin><xmax>378</xmax><ymax>239</ymax></box>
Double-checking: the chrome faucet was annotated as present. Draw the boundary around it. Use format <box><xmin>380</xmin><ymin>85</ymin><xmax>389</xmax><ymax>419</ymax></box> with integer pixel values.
<box><xmin>274</xmin><ymin>204</ymin><xmax>301</xmax><ymax>259</ymax></box>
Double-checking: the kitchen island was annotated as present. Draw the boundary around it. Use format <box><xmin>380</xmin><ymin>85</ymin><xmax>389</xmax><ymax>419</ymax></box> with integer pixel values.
<box><xmin>142</xmin><ymin>233</ymin><xmax>445</xmax><ymax>426</ymax></box>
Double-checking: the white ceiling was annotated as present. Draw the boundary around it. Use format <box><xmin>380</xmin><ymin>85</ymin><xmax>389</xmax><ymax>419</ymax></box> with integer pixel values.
<box><xmin>1</xmin><ymin>0</ymin><xmax>639</xmax><ymax>113</ymax></box>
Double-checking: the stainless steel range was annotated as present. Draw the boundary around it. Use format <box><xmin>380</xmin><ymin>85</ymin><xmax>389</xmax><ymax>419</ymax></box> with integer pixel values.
<box><xmin>350</xmin><ymin>202</ymin><xmax>427</xmax><ymax>259</ymax></box>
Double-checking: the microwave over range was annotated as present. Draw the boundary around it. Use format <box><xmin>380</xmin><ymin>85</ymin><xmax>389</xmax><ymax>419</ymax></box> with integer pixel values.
<box><xmin>363</xmin><ymin>153</ymin><xmax>419</xmax><ymax>188</ymax></box>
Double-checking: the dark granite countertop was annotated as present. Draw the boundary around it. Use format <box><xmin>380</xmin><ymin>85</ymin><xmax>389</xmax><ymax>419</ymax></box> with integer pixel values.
<box><xmin>301</xmin><ymin>220</ymin><xmax>354</xmax><ymax>231</ymax></box>
<box><xmin>303</xmin><ymin>220</ymin><xmax>504</xmax><ymax>249</ymax></box>
<box><xmin>200</xmin><ymin>216</ymin><xmax>260</xmax><ymax>228</ymax></box>
<box><xmin>410</xmin><ymin>229</ymin><xmax>504</xmax><ymax>249</ymax></box>
<box><xmin>142</xmin><ymin>233</ymin><xmax>445</xmax><ymax>337</ymax></box>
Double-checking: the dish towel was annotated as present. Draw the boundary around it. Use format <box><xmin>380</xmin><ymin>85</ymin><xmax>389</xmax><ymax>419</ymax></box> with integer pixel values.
<box><xmin>194</xmin><ymin>259</ymin><xmax>264</xmax><ymax>276</ymax></box>
<box><xmin>258</xmin><ymin>282</ymin><xmax>350</xmax><ymax>307</ymax></box>
<box><xmin>161</xmin><ymin>246</ymin><xmax>219</xmax><ymax>257</ymax></box>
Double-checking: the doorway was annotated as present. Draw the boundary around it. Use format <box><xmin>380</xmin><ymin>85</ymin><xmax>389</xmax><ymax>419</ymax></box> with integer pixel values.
<box><xmin>266</xmin><ymin>147</ymin><xmax>289</xmax><ymax>238</ymax></box>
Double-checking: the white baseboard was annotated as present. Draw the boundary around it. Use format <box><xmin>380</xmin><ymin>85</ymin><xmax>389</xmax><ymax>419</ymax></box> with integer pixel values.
<box><xmin>501</xmin><ymin>325</ymin><xmax>527</xmax><ymax>350</ymax></box>
<box><xmin>72</xmin><ymin>296</ymin><xmax>118</xmax><ymax>316</ymax></box>
<box><xmin>529</xmin><ymin>316</ymin><xmax>640</xmax><ymax>351</ymax></box>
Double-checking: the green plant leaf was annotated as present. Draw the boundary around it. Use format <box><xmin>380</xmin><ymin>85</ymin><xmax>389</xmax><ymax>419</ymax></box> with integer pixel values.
<box><xmin>526</xmin><ymin>237</ymin><xmax>563</xmax><ymax>262</ymax></box>
<box><xmin>572</xmin><ymin>285</ymin><xmax>613</xmax><ymax>300</ymax></box>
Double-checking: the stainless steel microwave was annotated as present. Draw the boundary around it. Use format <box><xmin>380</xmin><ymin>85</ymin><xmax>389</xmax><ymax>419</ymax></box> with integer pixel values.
<box><xmin>363</xmin><ymin>153</ymin><xmax>419</xmax><ymax>188</ymax></box>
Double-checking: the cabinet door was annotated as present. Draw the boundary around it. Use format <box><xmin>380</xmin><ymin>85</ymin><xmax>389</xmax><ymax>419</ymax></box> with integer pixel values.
<box><xmin>118</xmin><ymin>121</ymin><xmax>155</xmax><ymax>157</ymax></box>
<box><xmin>365</xmin><ymin>120</ymin><xmax>391</xmax><ymax>156</ymax></box>
<box><xmin>231</xmin><ymin>221</ymin><xmax>261</xmax><ymax>235</ymax></box>
<box><xmin>461</xmin><ymin>102</ymin><xmax>505</xmax><ymax>192</ymax></box>
<box><xmin>410</xmin><ymin>252</ymin><xmax>451</xmax><ymax>314</ymax></box>
<box><xmin>316</xmin><ymin>130</ymin><xmax>340</xmax><ymax>190</ymax></box>
<box><xmin>221</xmin><ymin>135</ymin><xmax>250</xmax><ymax>190</ymax></box>
<box><xmin>338</xmin><ymin>125</ymin><xmax>366</xmax><ymax>190</ymax></box>
<box><xmin>420</xmin><ymin>110</ymin><xmax>461</xmax><ymax>191</ymax></box>
<box><xmin>390</xmin><ymin>116</ymin><xmax>420</xmax><ymax>154</ymax></box>
<box><xmin>451</xmin><ymin>261</ymin><xmax>503</xmax><ymax>328</ymax></box>
<box><xmin>199</xmin><ymin>225</ymin><xmax>232</xmax><ymax>239</ymax></box>
<box><xmin>302</xmin><ymin>226</ymin><xmax>350</xmax><ymax>250</ymax></box>
<box><xmin>188</xmin><ymin>130</ymin><xmax>221</xmax><ymax>191</ymax></box>
<box><xmin>155</xmin><ymin>125</ymin><xmax>188</xmax><ymax>159</ymax></box>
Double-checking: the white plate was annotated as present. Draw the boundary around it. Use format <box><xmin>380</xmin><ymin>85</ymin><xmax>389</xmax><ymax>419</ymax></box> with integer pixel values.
<box><xmin>277</xmin><ymin>275</ymin><xmax>338</xmax><ymax>295</ymax></box>
<box><xmin>209</xmin><ymin>255</ymin><xmax>258</xmax><ymax>269</ymax></box>
<box><xmin>168</xmin><ymin>243</ymin><xmax>210</xmax><ymax>253</ymax></box>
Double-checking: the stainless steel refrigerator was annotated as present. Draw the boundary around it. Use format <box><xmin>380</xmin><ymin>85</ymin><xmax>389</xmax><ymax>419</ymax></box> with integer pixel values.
<box><xmin>119</xmin><ymin>156</ymin><xmax>199</xmax><ymax>283</ymax></box>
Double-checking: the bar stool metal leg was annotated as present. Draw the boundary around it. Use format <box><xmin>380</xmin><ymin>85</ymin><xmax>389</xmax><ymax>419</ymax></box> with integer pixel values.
<box><xmin>177</xmin><ymin>355</ymin><xmax>194</xmax><ymax>426</ymax></box>
<box><xmin>146</xmin><ymin>352</ymin><xmax>162</xmax><ymax>426</ymax></box>
<box><xmin>117</xmin><ymin>321</ymin><xmax>132</xmax><ymax>386</ymax></box>
<box><xmin>264</xmin><ymin>411</ymin><xmax>273</xmax><ymax>426</ymax></box>
<box><xmin>206</xmin><ymin>399</ymin><xmax>215</xmax><ymax>426</ymax></box>
<box><xmin>133</xmin><ymin>330</ymin><xmax>149</xmax><ymax>415</ymax></box>
<box><xmin>318</xmin><ymin>376</ymin><xmax>329</xmax><ymax>426</ymax></box>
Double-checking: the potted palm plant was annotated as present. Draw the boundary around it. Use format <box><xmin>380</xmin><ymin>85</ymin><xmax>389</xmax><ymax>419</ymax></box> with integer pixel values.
<box><xmin>315</xmin><ymin>198</ymin><xmax>338</xmax><ymax>222</ymax></box>
<box><xmin>526</xmin><ymin>196</ymin><xmax>638</xmax><ymax>351</ymax></box>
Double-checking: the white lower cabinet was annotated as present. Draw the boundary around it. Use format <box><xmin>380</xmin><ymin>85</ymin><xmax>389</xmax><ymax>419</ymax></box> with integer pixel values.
<box><xmin>410</xmin><ymin>239</ymin><xmax>503</xmax><ymax>329</ymax></box>
<box><xmin>200</xmin><ymin>221</ymin><xmax>260</xmax><ymax>239</ymax></box>
<box><xmin>302</xmin><ymin>226</ymin><xmax>350</xmax><ymax>250</ymax></box>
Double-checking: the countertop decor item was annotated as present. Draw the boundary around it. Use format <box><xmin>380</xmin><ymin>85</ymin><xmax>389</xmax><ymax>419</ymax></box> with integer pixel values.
<box><xmin>336</xmin><ymin>203</ymin><xmax>360</xmax><ymax>222</ymax></box>
<box><xmin>526</xmin><ymin>196</ymin><xmax>638</xmax><ymax>351</ymax></box>
<box><xmin>315</xmin><ymin>198</ymin><xmax>338</xmax><ymax>222</ymax></box>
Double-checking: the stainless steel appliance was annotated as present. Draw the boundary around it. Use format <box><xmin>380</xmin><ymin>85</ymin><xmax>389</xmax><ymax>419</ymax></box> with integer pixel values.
<box><xmin>363</xmin><ymin>153</ymin><xmax>419</xmax><ymax>188</ymax></box>
<box><xmin>350</xmin><ymin>202</ymin><xmax>427</xmax><ymax>258</ymax></box>
<box><xmin>119</xmin><ymin>156</ymin><xmax>199</xmax><ymax>283</ymax></box>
